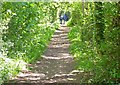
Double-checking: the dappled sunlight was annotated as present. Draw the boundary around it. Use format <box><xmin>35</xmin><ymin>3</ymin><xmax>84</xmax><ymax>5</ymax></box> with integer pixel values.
<box><xmin>55</xmin><ymin>30</ymin><xmax>63</xmax><ymax>33</ymax></box>
<box><xmin>17</xmin><ymin>73</ymin><xmax>46</xmax><ymax>80</ymax></box>
<box><xmin>14</xmin><ymin>26</ymin><xmax>78</xmax><ymax>82</ymax></box>
<box><xmin>8</xmin><ymin>25</ymin><xmax>91</xmax><ymax>84</ymax></box>
<box><xmin>51</xmin><ymin>39</ymin><xmax>69</xmax><ymax>43</ymax></box>
<box><xmin>7</xmin><ymin>25</ymin><xmax>92</xmax><ymax>84</ymax></box>
<box><xmin>42</xmin><ymin>54</ymin><xmax>72</xmax><ymax>60</ymax></box>
<box><xmin>2</xmin><ymin>2</ymin><xmax>118</xmax><ymax>84</ymax></box>
<box><xmin>48</xmin><ymin>44</ymin><xmax>70</xmax><ymax>49</ymax></box>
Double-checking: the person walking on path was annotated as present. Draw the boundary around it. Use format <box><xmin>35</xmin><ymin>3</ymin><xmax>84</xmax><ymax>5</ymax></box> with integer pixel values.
<box><xmin>59</xmin><ymin>15</ymin><xmax>63</xmax><ymax>24</ymax></box>
<box><xmin>63</xmin><ymin>13</ymin><xmax>68</xmax><ymax>24</ymax></box>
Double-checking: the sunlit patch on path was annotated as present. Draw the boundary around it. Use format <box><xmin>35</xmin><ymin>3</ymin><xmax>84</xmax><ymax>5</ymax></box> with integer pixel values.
<box><xmin>8</xmin><ymin>25</ymin><xmax>91</xmax><ymax>84</ymax></box>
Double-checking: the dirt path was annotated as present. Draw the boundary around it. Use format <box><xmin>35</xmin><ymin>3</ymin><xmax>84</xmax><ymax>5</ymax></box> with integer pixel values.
<box><xmin>8</xmin><ymin>25</ymin><xmax>90</xmax><ymax>84</ymax></box>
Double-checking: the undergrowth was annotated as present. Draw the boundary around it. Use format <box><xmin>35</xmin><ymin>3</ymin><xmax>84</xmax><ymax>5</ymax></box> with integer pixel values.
<box><xmin>68</xmin><ymin>2</ymin><xmax>120</xmax><ymax>83</ymax></box>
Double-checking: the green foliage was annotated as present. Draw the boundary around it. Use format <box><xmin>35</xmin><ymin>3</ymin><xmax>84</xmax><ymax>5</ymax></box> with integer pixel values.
<box><xmin>2</xmin><ymin>2</ymin><xmax>59</xmax><ymax>63</ymax></box>
<box><xmin>0</xmin><ymin>54</ymin><xmax>26</xmax><ymax>85</ymax></box>
<box><xmin>68</xmin><ymin>2</ymin><xmax>120</xmax><ymax>83</ymax></box>
<box><xmin>1</xmin><ymin>2</ymin><xmax>119</xmax><ymax>84</ymax></box>
<box><xmin>1</xmin><ymin>2</ymin><xmax>59</xmax><ymax>84</ymax></box>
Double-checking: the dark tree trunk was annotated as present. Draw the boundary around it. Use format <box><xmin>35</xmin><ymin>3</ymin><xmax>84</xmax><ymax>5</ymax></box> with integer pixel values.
<box><xmin>94</xmin><ymin>2</ymin><xmax>105</xmax><ymax>45</ymax></box>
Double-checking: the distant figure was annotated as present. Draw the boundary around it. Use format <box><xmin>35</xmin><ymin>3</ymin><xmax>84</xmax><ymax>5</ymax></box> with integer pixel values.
<box><xmin>63</xmin><ymin>14</ymin><xmax>68</xmax><ymax>24</ymax></box>
<box><xmin>60</xmin><ymin>15</ymin><xmax>63</xmax><ymax>24</ymax></box>
<box><xmin>59</xmin><ymin>13</ymin><xmax>69</xmax><ymax>24</ymax></box>
<box><xmin>63</xmin><ymin>14</ymin><xmax>68</xmax><ymax>21</ymax></box>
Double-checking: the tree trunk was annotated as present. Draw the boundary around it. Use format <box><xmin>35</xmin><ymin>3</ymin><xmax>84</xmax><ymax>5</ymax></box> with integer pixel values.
<box><xmin>94</xmin><ymin>2</ymin><xmax>104</xmax><ymax>45</ymax></box>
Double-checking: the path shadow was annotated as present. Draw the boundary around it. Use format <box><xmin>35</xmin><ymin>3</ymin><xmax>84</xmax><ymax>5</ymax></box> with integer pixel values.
<box><xmin>7</xmin><ymin>26</ymin><xmax>92</xmax><ymax>84</ymax></box>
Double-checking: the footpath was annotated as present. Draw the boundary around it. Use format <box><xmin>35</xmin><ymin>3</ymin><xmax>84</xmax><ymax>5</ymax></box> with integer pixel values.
<box><xmin>7</xmin><ymin>25</ymin><xmax>90</xmax><ymax>84</ymax></box>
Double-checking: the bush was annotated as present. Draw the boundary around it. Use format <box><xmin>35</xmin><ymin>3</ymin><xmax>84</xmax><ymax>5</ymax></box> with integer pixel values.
<box><xmin>2</xmin><ymin>2</ymin><xmax>59</xmax><ymax>63</ymax></box>
<box><xmin>1</xmin><ymin>2</ymin><xmax>59</xmax><ymax>84</ymax></box>
<box><xmin>0</xmin><ymin>53</ymin><xmax>26</xmax><ymax>85</ymax></box>
<box><xmin>68</xmin><ymin>2</ymin><xmax>120</xmax><ymax>83</ymax></box>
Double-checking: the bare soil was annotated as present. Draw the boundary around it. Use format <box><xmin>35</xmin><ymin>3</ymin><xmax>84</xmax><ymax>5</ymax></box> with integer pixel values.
<box><xmin>7</xmin><ymin>26</ymin><xmax>91</xmax><ymax>84</ymax></box>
